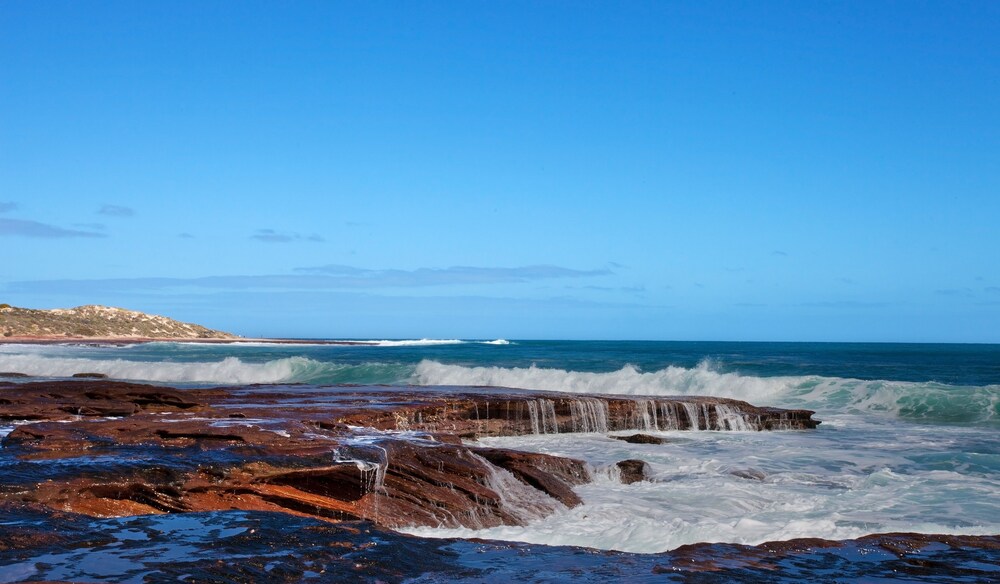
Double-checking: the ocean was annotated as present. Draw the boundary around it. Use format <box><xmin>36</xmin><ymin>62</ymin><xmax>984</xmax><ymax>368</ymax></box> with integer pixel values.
<box><xmin>1</xmin><ymin>339</ymin><xmax>998</xmax><ymax>555</ymax></box>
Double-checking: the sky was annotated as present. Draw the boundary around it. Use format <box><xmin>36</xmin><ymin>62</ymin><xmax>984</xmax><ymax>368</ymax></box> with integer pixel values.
<box><xmin>1</xmin><ymin>1</ymin><xmax>998</xmax><ymax>342</ymax></box>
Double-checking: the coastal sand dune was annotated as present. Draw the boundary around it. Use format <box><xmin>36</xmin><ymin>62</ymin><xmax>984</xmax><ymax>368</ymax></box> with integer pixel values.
<box><xmin>0</xmin><ymin>304</ymin><xmax>237</xmax><ymax>340</ymax></box>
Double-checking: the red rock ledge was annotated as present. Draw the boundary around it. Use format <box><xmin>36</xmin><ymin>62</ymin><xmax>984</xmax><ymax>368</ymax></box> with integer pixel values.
<box><xmin>0</xmin><ymin>380</ymin><xmax>818</xmax><ymax>529</ymax></box>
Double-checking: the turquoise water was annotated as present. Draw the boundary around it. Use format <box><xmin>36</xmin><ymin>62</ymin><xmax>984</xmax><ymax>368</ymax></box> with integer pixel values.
<box><xmin>2</xmin><ymin>340</ymin><xmax>997</xmax><ymax>425</ymax></box>
<box><xmin>9</xmin><ymin>339</ymin><xmax>997</xmax><ymax>383</ymax></box>
<box><xmin>2</xmin><ymin>339</ymin><xmax>998</xmax><ymax>552</ymax></box>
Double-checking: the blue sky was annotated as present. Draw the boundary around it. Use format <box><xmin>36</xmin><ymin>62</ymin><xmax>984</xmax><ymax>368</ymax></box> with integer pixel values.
<box><xmin>1</xmin><ymin>1</ymin><xmax>998</xmax><ymax>341</ymax></box>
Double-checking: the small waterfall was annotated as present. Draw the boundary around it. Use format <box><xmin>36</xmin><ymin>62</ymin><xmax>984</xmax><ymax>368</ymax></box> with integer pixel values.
<box><xmin>540</xmin><ymin>400</ymin><xmax>558</xmax><ymax>433</ymax></box>
<box><xmin>332</xmin><ymin>442</ymin><xmax>389</xmax><ymax>495</ymax></box>
<box><xmin>701</xmin><ymin>403</ymin><xmax>713</xmax><ymax>430</ymax></box>
<box><xmin>681</xmin><ymin>402</ymin><xmax>701</xmax><ymax>430</ymax></box>
<box><xmin>714</xmin><ymin>404</ymin><xmax>753</xmax><ymax>431</ymax></box>
<box><xmin>569</xmin><ymin>398</ymin><xmax>609</xmax><ymax>433</ymax></box>
<box><xmin>773</xmin><ymin>412</ymin><xmax>793</xmax><ymax>430</ymax></box>
<box><xmin>715</xmin><ymin>404</ymin><xmax>754</xmax><ymax>432</ymax></box>
<box><xmin>658</xmin><ymin>402</ymin><xmax>680</xmax><ymax>430</ymax></box>
<box><xmin>526</xmin><ymin>399</ymin><xmax>558</xmax><ymax>434</ymax></box>
<box><xmin>631</xmin><ymin>399</ymin><xmax>658</xmax><ymax>431</ymax></box>
<box><xmin>358</xmin><ymin>460</ymin><xmax>385</xmax><ymax>493</ymax></box>
<box><xmin>526</xmin><ymin>400</ymin><xmax>541</xmax><ymax>434</ymax></box>
<box><xmin>471</xmin><ymin>453</ymin><xmax>565</xmax><ymax>525</ymax></box>
<box><xmin>406</xmin><ymin>396</ymin><xmax>795</xmax><ymax>436</ymax></box>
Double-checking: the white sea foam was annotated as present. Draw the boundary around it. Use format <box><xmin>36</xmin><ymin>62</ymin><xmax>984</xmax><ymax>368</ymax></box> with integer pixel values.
<box><xmin>401</xmin><ymin>427</ymin><xmax>1000</xmax><ymax>552</ymax></box>
<box><xmin>359</xmin><ymin>339</ymin><xmax>468</xmax><ymax>347</ymax></box>
<box><xmin>413</xmin><ymin>359</ymin><xmax>801</xmax><ymax>401</ymax></box>
<box><xmin>412</xmin><ymin>360</ymin><xmax>1000</xmax><ymax>423</ymax></box>
<box><xmin>0</xmin><ymin>354</ymin><xmax>301</xmax><ymax>384</ymax></box>
<box><xmin>2</xmin><ymin>350</ymin><xmax>996</xmax><ymax>423</ymax></box>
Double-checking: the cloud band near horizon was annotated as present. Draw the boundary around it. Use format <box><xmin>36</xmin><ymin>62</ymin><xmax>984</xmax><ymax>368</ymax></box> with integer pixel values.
<box><xmin>0</xmin><ymin>218</ymin><xmax>106</xmax><ymax>239</ymax></box>
<box><xmin>3</xmin><ymin>264</ymin><xmax>614</xmax><ymax>294</ymax></box>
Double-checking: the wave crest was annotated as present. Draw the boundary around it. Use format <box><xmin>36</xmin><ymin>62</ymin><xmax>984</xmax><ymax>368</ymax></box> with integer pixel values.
<box><xmin>413</xmin><ymin>359</ymin><xmax>795</xmax><ymax>402</ymax></box>
<box><xmin>2</xmin><ymin>352</ymin><xmax>996</xmax><ymax>424</ymax></box>
<box><xmin>413</xmin><ymin>360</ymin><xmax>1000</xmax><ymax>425</ymax></box>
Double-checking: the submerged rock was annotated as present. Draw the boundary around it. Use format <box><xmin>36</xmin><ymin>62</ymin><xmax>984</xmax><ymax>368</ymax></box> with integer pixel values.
<box><xmin>616</xmin><ymin>459</ymin><xmax>651</xmax><ymax>484</ymax></box>
<box><xmin>613</xmin><ymin>433</ymin><xmax>668</xmax><ymax>444</ymax></box>
<box><xmin>731</xmin><ymin>468</ymin><xmax>767</xmax><ymax>481</ymax></box>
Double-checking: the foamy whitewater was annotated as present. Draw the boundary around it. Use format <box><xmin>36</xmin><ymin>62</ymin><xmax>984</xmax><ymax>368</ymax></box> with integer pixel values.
<box><xmin>2</xmin><ymin>340</ymin><xmax>998</xmax><ymax>553</ymax></box>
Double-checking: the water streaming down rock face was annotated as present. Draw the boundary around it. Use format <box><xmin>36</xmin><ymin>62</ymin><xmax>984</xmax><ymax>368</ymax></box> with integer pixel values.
<box><xmin>433</xmin><ymin>396</ymin><xmax>806</xmax><ymax>435</ymax></box>
<box><xmin>470</xmin><ymin>453</ymin><xmax>566</xmax><ymax>525</ymax></box>
<box><xmin>681</xmin><ymin>402</ymin><xmax>702</xmax><ymax>430</ymax></box>
<box><xmin>378</xmin><ymin>393</ymin><xmax>818</xmax><ymax>437</ymax></box>
<box><xmin>331</xmin><ymin>443</ymin><xmax>389</xmax><ymax>498</ymax></box>
<box><xmin>569</xmin><ymin>398</ymin><xmax>609</xmax><ymax>433</ymax></box>
<box><xmin>525</xmin><ymin>399</ymin><xmax>559</xmax><ymax>434</ymax></box>
<box><xmin>715</xmin><ymin>404</ymin><xmax>754</xmax><ymax>431</ymax></box>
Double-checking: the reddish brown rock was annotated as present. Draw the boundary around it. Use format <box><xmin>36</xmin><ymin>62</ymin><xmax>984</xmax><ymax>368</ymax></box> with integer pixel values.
<box><xmin>0</xmin><ymin>379</ymin><xmax>203</xmax><ymax>421</ymax></box>
<box><xmin>613</xmin><ymin>433</ymin><xmax>668</xmax><ymax>444</ymax></box>
<box><xmin>0</xmin><ymin>380</ymin><xmax>819</xmax><ymax>530</ymax></box>
<box><xmin>616</xmin><ymin>459</ymin><xmax>651</xmax><ymax>484</ymax></box>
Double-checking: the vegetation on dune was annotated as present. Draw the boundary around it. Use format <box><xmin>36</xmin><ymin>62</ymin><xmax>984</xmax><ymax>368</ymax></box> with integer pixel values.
<box><xmin>0</xmin><ymin>304</ymin><xmax>237</xmax><ymax>339</ymax></box>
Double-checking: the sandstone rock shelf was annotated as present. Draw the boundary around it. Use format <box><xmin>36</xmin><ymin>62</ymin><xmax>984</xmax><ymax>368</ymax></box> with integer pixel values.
<box><xmin>0</xmin><ymin>380</ymin><xmax>818</xmax><ymax>530</ymax></box>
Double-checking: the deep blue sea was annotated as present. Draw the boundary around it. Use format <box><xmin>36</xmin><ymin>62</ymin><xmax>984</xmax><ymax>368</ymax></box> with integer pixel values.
<box><xmin>2</xmin><ymin>339</ymin><xmax>998</xmax><ymax>552</ymax></box>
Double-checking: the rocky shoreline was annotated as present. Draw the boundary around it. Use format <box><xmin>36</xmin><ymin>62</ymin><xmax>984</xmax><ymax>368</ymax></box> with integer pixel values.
<box><xmin>2</xmin><ymin>509</ymin><xmax>997</xmax><ymax>583</ymax></box>
<box><xmin>2</xmin><ymin>379</ymin><xmax>997</xmax><ymax>582</ymax></box>
<box><xmin>0</xmin><ymin>380</ymin><xmax>817</xmax><ymax>528</ymax></box>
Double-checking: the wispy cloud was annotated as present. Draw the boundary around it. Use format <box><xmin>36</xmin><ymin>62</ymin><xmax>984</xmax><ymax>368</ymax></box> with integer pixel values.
<box><xmin>98</xmin><ymin>204</ymin><xmax>135</xmax><ymax>217</ymax></box>
<box><xmin>799</xmin><ymin>300</ymin><xmax>896</xmax><ymax>308</ymax></box>
<box><xmin>572</xmin><ymin>284</ymin><xmax>645</xmax><ymax>293</ymax></box>
<box><xmin>294</xmin><ymin>264</ymin><xmax>613</xmax><ymax>286</ymax></box>
<box><xmin>772</xmin><ymin>250</ymin><xmax>788</xmax><ymax>257</ymax></box>
<box><xmin>0</xmin><ymin>218</ymin><xmax>106</xmax><ymax>238</ymax></box>
<box><xmin>179</xmin><ymin>232</ymin><xmax>195</xmax><ymax>239</ymax></box>
<box><xmin>985</xmin><ymin>286</ymin><xmax>1000</xmax><ymax>295</ymax></box>
<box><xmin>251</xmin><ymin>229</ymin><xmax>325</xmax><ymax>243</ymax></box>
<box><xmin>0</xmin><ymin>202</ymin><xmax>16</xmax><ymax>213</ymax></box>
<box><xmin>935</xmin><ymin>288</ymin><xmax>975</xmax><ymax>298</ymax></box>
<box><xmin>73</xmin><ymin>222</ymin><xmax>107</xmax><ymax>231</ymax></box>
<box><xmin>5</xmin><ymin>264</ymin><xmax>614</xmax><ymax>294</ymax></box>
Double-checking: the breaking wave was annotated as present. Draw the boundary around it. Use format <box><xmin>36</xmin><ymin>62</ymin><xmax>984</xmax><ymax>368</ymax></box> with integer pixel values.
<box><xmin>337</xmin><ymin>339</ymin><xmax>511</xmax><ymax>347</ymax></box>
<box><xmin>412</xmin><ymin>360</ymin><xmax>1000</xmax><ymax>425</ymax></box>
<box><xmin>356</xmin><ymin>339</ymin><xmax>468</xmax><ymax>347</ymax></box>
<box><xmin>0</xmin><ymin>354</ymin><xmax>411</xmax><ymax>385</ymax></box>
<box><xmin>1</xmin><ymin>353</ymin><xmax>995</xmax><ymax>424</ymax></box>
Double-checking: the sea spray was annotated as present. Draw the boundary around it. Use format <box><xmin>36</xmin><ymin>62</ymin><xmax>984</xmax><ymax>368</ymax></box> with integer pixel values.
<box><xmin>2</xmin><ymin>348</ymin><xmax>997</xmax><ymax>425</ymax></box>
<box><xmin>413</xmin><ymin>360</ymin><xmax>999</xmax><ymax>425</ymax></box>
<box><xmin>3</xmin><ymin>340</ymin><xmax>998</xmax><ymax>555</ymax></box>
<box><xmin>401</xmin><ymin>424</ymin><xmax>1000</xmax><ymax>553</ymax></box>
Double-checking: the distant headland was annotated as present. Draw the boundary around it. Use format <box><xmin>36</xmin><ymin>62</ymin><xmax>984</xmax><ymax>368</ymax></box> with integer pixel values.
<box><xmin>0</xmin><ymin>303</ymin><xmax>238</xmax><ymax>342</ymax></box>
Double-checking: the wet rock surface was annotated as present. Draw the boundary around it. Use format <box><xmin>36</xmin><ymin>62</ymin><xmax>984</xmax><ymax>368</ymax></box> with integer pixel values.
<box><xmin>0</xmin><ymin>380</ymin><xmax>816</xmax><ymax>530</ymax></box>
<box><xmin>0</xmin><ymin>508</ymin><xmax>997</xmax><ymax>583</ymax></box>
<box><xmin>616</xmin><ymin>459</ymin><xmax>651</xmax><ymax>484</ymax></box>
<box><xmin>613</xmin><ymin>433</ymin><xmax>669</xmax><ymax>444</ymax></box>
<box><xmin>6</xmin><ymin>381</ymin><xmax>990</xmax><ymax>581</ymax></box>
